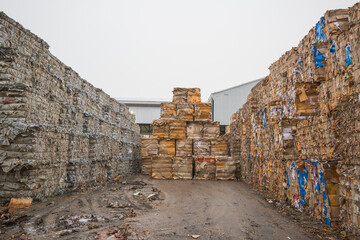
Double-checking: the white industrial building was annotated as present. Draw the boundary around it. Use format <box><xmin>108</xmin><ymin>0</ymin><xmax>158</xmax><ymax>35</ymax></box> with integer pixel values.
<box><xmin>207</xmin><ymin>78</ymin><xmax>263</xmax><ymax>126</ymax></box>
<box><xmin>117</xmin><ymin>98</ymin><xmax>170</xmax><ymax>135</ymax></box>
<box><xmin>118</xmin><ymin>79</ymin><xmax>262</xmax><ymax>135</ymax></box>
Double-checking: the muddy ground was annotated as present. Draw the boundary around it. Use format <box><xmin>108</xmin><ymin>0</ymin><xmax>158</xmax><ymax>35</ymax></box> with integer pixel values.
<box><xmin>0</xmin><ymin>176</ymin><xmax>351</xmax><ymax>240</ymax></box>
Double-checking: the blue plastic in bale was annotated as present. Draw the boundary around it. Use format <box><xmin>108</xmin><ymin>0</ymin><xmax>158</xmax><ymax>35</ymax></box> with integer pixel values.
<box><xmin>330</xmin><ymin>42</ymin><xmax>337</xmax><ymax>62</ymax></box>
<box><xmin>312</xmin><ymin>45</ymin><xmax>325</xmax><ymax>68</ymax></box>
<box><xmin>286</xmin><ymin>170</ymin><xmax>290</xmax><ymax>187</ymax></box>
<box><xmin>316</xmin><ymin>17</ymin><xmax>327</xmax><ymax>43</ymax></box>
<box><xmin>297</xmin><ymin>166</ymin><xmax>307</xmax><ymax>198</ymax></box>
<box><xmin>345</xmin><ymin>43</ymin><xmax>353</xmax><ymax>68</ymax></box>
<box><xmin>330</xmin><ymin>42</ymin><xmax>336</xmax><ymax>54</ymax></box>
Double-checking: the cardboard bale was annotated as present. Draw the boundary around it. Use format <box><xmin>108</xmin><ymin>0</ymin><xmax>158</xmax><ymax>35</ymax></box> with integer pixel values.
<box><xmin>152</xmin><ymin>119</ymin><xmax>170</xmax><ymax>139</ymax></box>
<box><xmin>160</xmin><ymin>102</ymin><xmax>177</xmax><ymax>119</ymax></box>
<box><xmin>285</xmin><ymin>160</ymin><xmax>339</xmax><ymax>225</ymax></box>
<box><xmin>169</xmin><ymin>121</ymin><xmax>187</xmax><ymax>139</ymax></box>
<box><xmin>173</xmin><ymin>156</ymin><xmax>193</xmax><ymax>180</ymax></box>
<box><xmin>193</xmin><ymin>139</ymin><xmax>210</xmax><ymax>156</ymax></box>
<box><xmin>151</xmin><ymin>155</ymin><xmax>173</xmax><ymax>179</ymax></box>
<box><xmin>203</xmin><ymin>122</ymin><xmax>220</xmax><ymax>139</ymax></box>
<box><xmin>176</xmin><ymin>139</ymin><xmax>192</xmax><ymax>157</ymax></box>
<box><xmin>194</xmin><ymin>156</ymin><xmax>215</xmax><ymax>180</ymax></box>
<box><xmin>187</xmin><ymin>88</ymin><xmax>201</xmax><ymax>104</ymax></box>
<box><xmin>141</xmin><ymin>137</ymin><xmax>158</xmax><ymax>158</ymax></box>
<box><xmin>172</xmin><ymin>88</ymin><xmax>188</xmax><ymax>104</ymax></box>
<box><xmin>177</xmin><ymin>103</ymin><xmax>194</xmax><ymax>121</ymax></box>
<box><xmin>187</xmin><ymin>122</ymin><xmax>203</xmax><ymax>139</ymax></box>
<box><xmin>158</xmin><ymin>139</ymin><xmax>175</xmax><ymax>156</ymax></box>
<box><xmin>215</xmin><ymin>156</ymin><xmax>235</xmax><ymax>180</ymax></box>
<box><xmin>194</xmin><ymin>103</ymin><xmax>212</xmax><ymax>121</ymax></box>
<box><xmin>141</xmin><ymin>157</ymin><xmax>152</xmax><ymax>175</ymax></box>
<box><xmin>338</xmin><ymin>164</ymin><xmax>360</xmax><ymax>235</ymax></box>
<box><xmin>211</xmin><ymin>139</ymin><xmax>228</xmax><ymax>156</ymax></box>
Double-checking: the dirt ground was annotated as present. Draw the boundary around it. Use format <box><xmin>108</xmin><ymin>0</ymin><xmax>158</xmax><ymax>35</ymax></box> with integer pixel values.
<box><xmin>0</xmin><ymin>176</ymin><xmax>348</xmax><ymax>240</ymax></box>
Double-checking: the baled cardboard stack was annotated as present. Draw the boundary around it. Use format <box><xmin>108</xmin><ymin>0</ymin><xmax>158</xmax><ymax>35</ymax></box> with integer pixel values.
<box><xmin>141</xmin><ymin>88</ymin><xmax>235</xmax><ymax>180</ymax></box>
<box><xmin>228</xmin><ymin>3</ymin><xmax>360</xmax><ymax>235</ymax></box>
<box><xmin>0</xmin><ymin>13</ymin><xmax>141</xmax><ymax>200</ymax></box>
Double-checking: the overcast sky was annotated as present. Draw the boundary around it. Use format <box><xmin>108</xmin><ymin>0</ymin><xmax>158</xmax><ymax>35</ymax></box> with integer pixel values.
<box><xmin>1</xmin><ymin>0</ymin><xmax>359</xmax><ymax>101</ymax></box>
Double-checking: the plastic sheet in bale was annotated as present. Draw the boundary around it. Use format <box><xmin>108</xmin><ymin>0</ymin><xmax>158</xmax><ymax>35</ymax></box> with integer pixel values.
<box><xmin>285</xmin><ymin>160</ymin><xmax>339</xmax><ymax>226</ymax></box>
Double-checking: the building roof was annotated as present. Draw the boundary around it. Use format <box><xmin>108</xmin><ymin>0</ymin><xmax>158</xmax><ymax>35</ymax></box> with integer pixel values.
<box><xmin>207</xmin><ymin>78</ymin><xmax>264</xmax><ymax>102</ymax></box>
<box><xmin>116</xmin><ymin>98</ymin><xmax>170</xmax><ymax>106</ymax></box>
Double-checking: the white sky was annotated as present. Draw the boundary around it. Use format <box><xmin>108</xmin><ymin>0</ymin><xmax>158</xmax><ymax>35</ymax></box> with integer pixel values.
<box><xmin>1</xmin><ymin>0</ymin><xmax>359</xmax><ymax>101</ymax></box>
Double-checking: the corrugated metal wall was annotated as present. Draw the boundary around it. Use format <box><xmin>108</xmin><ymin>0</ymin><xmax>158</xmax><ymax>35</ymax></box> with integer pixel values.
<box><xmin>209</xmin><ymin>80</ymin><xmax>260</xmax><ymax>125</ymax></box>
<box><xmin>127</xmin><ymin>105</ymin><xmax>160</xmax><ymax>124</ymax></box>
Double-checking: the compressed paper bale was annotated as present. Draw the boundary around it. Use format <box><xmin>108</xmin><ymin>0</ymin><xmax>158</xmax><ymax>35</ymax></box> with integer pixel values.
<box><xmin>141</xmin><ymin>157</ymin><xmax>152</xmax><ymax>175</ymax></box>
<box><xmin>194</xmin><ymin>156</ymin><xmax>215</xmax><ymax>180</ymax></box>
<box><xmin>176</xmin><ymin>103</ymin><xmax>194</xmax><ymax>121</ymax></box>
<box><xmin>211</xmin><ymin>139</ymin><xmax>228</xmax><ymax>156</ymax></box>
<box><xmin>176</xmin><ymin>139</ymin><xmax>192</xmax><ymax>157</ymax></box>
<box><xmin>194</xmin><ymin>103</ymin><xmax>211</xmax><ymax>121</ymax></box>
<box><xmin>173</xmin><ymin>156</ymin><xmax>193</xmax><ymax>180</ymax></box>
<box><xmin>215</xmin><ymin>156</ymin><xmax>235</xmax><ymax>180</ymax></box>
<box><xmin>160</xmin><ymin>102</ymin><xmax>177</xmax><ymax>119</ymax></box>
<box><xmin>338</xmin><ymin>163</ymin><xmax>360</xmax><ymax>233</ymax></box>
<box><xmin>203</xmin><ymin>122</ymin><xmax>220</xmax><ymax>139</ymax></box>
<box><xmin>193</xmin><ymin>139</ymin><xmax>210</xmax><ymax>156</ymax></box>
<box><xmin>172</xmin><ymin>88</ymin><xmax>188</xmax><ymax>104</ymax></box>
<box><xmin>187</xmin><ymin>88</ymin><xmax>201</xmax><ymax>104</ymax></box>
<box><xmin>141</xmin><ymin>137</ymin><xmax>158</xmax><ymax>158</ymax></box>
<box><xmin>187</xmin><ymin>122</ymin><xmax>203</xmax><ymax>139</ymax></box>
<box><xmin>169</xmin><ymin>121</ymin><xmax>187</xmax><ymax>139</ymax></box>
<box><xmin>152</xmin><ymin>119</ymin><xmax>170</xmax><ymax>139</ymax></box>
<box><xmin>158</xmin><ymin>139</ymin><xmax>175</xmax><ymax>156</ymax></box>
<box><xmin>151</xmin><ymin>155</ymin><xmax>173</xmax><ymax>179</ymax></box>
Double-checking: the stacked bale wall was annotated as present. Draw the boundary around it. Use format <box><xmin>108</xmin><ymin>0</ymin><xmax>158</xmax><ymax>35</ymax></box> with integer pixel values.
<box><xmin>229</xmin><ymin>3</ymin><xmax>360</xmax><ymax>235</ymax></box>
<box><xmin>141</xmin><ymin>88</ymin><xmax>235</xmax><ymax>180</ymax></box>
<box><xmin>0</xmin><ymin>13</ymin><xmax>141</xmax><ymax>200</ymax></box>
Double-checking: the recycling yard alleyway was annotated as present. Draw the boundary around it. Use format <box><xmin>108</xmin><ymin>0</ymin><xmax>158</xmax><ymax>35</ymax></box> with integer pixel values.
<box><xmin>131</xmin><ymin>179</ymin><xmax>339</xmax><ymax>240</ymax></box>
<box><xmin>1</xmin><ymin>176</ymin><xmax>343</xmax><ymax>240</ymax></box>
